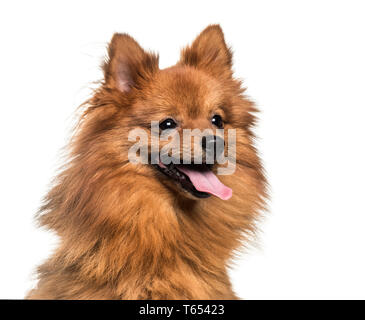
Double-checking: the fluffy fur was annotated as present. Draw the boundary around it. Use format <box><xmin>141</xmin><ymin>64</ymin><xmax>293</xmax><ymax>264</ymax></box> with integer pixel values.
<box><xmin>27</xmin><ymin>25</ymin><xmax>267</xmax><ymax>299</ymax></box>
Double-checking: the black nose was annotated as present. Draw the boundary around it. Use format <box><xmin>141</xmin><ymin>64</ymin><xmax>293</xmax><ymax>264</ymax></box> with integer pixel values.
<box><xmin>201</xmin><ymin>135</ymin><xmax>225</xmax><ymax>156</ymax></box>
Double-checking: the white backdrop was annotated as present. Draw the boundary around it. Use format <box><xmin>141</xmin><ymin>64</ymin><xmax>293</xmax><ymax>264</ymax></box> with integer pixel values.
<box><xmin>0</xmin><ymin>0</ymin><xmax>364</xmax><ymax>299</ymax></box>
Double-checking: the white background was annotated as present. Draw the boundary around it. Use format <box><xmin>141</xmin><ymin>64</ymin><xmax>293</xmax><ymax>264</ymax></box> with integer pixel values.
<box><xmin>1</xmin><ymin>0</ymin><xmax>364</xmax><ymax>299</ymax></box>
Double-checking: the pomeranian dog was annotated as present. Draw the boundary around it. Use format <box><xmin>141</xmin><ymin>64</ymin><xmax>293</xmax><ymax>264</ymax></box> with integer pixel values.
<box><xmin>27</xmin><ymin>25</ymin><xmax>266</xmax><ymax>299</ymax></box>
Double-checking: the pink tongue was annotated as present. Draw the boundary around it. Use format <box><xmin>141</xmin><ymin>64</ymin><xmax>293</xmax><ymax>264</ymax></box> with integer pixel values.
<box><xmin>177</xmin><ymin>166</ymin><xmax>232</xmax><ymax>200</ymax></box>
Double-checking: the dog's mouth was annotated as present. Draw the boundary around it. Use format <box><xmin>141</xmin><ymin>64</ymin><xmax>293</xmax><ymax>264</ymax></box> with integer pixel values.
<box><xmin>154</xmin><ymin>162</ymin><xmax>232</xmax><ymax>200</ymax></box>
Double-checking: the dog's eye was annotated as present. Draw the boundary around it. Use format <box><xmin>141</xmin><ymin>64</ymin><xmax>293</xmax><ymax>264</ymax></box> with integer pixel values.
<box><xmin>211</xmin><ymin>114</ymin><xmax>223</xmax><ymax>128</ymax></box>
<box><xmin>159</xmin><ymin>118</ymin><xmax>177</xmax><ymax>130</ymax></box>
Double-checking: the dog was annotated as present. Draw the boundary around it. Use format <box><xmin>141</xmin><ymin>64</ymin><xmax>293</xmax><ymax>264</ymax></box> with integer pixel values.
<box><xmin>27</xmin><ymin>25</ymin><xmax>266</xmax><ymax>299</ymax></box>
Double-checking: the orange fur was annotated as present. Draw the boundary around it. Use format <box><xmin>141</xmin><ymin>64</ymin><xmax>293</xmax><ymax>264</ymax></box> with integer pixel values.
<box><xmin>27</xmin><ymin>25</ymin><xmax>267</xmax><ymax>300</ymax></box>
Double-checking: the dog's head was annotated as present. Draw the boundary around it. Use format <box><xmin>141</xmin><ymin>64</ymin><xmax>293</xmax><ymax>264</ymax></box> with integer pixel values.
<box><xmin>76</xmin><ymin>25</ymin><xmax>264</xmax><ymax>204</ymax></box>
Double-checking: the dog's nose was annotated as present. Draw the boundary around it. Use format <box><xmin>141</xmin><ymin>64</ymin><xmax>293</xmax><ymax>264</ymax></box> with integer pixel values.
<box><xmin>201</xmin><ymin>135</ymin><xmax>225</xmax><ymax>156</ymax></box>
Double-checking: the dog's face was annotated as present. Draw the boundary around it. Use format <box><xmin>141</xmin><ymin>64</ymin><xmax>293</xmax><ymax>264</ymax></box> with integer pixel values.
<box><xmin>79</xmin><ymin>25</ymin><xmax>262</xmax><ymax>203</ymax></box>
<box><xmin>128</xmin><ymin>67</ymin><xmax>234</xmax><ymax>200</ymax></box>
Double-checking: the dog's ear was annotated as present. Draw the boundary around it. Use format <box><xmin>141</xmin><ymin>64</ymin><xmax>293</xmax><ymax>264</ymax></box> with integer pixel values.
<box><xmin>103</xmin><ymin>33</ymin><xmax>159</xmax><ymax>92</ymax></box>
<box><xmin>179</xmin><ymin>25</ymin><xmax>233</xmax><ymax>77</ymax></box>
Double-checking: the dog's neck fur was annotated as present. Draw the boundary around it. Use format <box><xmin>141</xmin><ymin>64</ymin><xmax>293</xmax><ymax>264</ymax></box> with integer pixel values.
<box><xmin>28</xmin><ymin>161</ymin><xmax>257</xmax><ymax>299</ymax></box>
